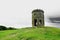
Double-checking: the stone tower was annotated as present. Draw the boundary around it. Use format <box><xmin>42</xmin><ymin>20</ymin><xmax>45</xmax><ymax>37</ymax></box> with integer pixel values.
<box><xmin>32</xmin><ymin>9</ymin><xmax>44</xmax><ymax>27</ymax></box>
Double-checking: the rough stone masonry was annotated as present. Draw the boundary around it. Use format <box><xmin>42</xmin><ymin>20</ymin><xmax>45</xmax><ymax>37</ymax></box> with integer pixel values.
<box><xmin>32</xmin><ymin>9</ymin><xmax>44</xmax><ymax>27</ymax></box>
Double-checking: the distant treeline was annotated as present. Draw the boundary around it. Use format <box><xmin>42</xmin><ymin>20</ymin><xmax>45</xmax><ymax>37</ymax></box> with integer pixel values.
<box><xmin>0</xmin><ymin>25</ymin><xmax>16</xmax><ymax>30</ymax></box>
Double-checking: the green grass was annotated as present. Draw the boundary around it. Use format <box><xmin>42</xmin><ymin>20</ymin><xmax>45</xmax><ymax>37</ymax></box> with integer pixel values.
<box><xmin>0</xmin><ymin>27</ymin><xmax>60</xmax><ymax>40</ymax></box>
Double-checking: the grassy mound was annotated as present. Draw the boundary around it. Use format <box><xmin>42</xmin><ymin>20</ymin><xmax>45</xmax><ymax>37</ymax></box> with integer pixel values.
<box><xmin>0</xmin><ymin>27</ymin><xmax>60</xmax><ymax>40</ymax></box>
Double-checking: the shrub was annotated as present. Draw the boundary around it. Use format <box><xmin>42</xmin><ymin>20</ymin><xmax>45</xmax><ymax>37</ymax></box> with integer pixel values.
<box><xmin>8</xmin><ymin>27</ymin><xmax>16</xmax><ymax>30</ymax></box>
<box><xmin>0</xmin><ymin>25</ymin><xmax>7</xmax><ymax>30</ymax></box>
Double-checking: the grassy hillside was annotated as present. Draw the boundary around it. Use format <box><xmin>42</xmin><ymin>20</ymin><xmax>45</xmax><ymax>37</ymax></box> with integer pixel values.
<box><xmin>0</xmin><ymin>27</ymin><xmax>60</xmax><ymax>40</ymax></box>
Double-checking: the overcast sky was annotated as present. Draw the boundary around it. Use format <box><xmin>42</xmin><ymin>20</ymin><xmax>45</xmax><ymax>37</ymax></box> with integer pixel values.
<box><xmin>0</xmin><ymin>0</ymin><xmax>60</xmax><ymax>28</ymax></box>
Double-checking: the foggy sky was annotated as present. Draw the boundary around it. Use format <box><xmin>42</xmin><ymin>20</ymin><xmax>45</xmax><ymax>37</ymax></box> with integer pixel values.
<box><xmin>0</xmin><ymin>0</ymin><xmax>60</xmax><ymax>28</ymax></box>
